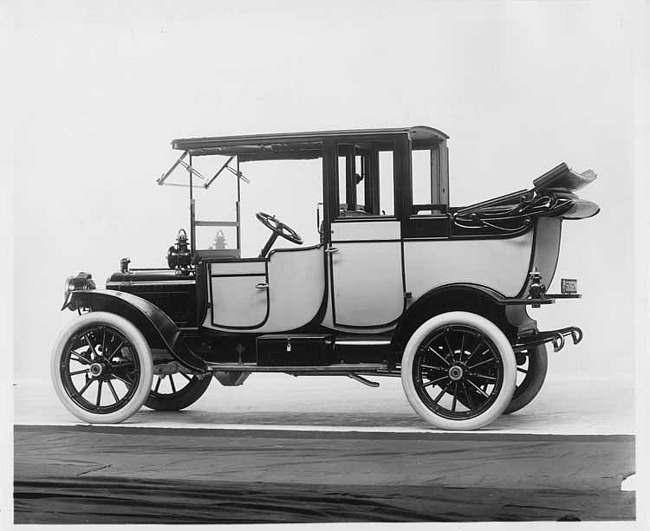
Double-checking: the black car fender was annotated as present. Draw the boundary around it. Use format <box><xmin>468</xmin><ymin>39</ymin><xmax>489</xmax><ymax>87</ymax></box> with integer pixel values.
<box><xmin>65</xmin><ymin>289</ymin><xmax>207</xmax><ymax>372</ymax></box>
<box><xmin>390</xmin><ymin>283</ymin><xmax>516</xmax><ymax>359</ymax></box>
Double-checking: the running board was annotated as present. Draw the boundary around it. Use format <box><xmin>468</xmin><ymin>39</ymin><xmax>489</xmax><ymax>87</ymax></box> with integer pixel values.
<box><xmin>205</xmin><ymin>362</ymin><xmax>390</xmax><ymax>373</ymax></box>
<box><xmin>335</xmin><ymin>337</ymin><xmax>391</xmax><ymax>346</ymax></box>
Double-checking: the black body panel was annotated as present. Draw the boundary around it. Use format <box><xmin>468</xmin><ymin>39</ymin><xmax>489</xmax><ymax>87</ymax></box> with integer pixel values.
<box><xmin>107</xmin><ymin>270</ymin><xmax>197</xmax><ymax>327</ymax></box>
<box><xmin>257</xmin><ymin>334</ymin><xmax>334</xmax><ymax>366</ymax></box>
<box><xmin>68</xmin><ymin>289</ymin><xmax>207</xmax><ymax>372</ymax></box>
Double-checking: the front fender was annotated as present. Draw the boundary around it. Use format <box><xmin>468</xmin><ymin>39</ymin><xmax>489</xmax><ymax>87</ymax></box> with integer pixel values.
<box><xmin>66</xmin><ymin>289</ymin><xmax>207</xmax><ymax>372</ymax></box>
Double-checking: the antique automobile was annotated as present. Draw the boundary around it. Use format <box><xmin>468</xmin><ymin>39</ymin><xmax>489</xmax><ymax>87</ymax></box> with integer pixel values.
<box><xmin>51</xmin><ymin>126</ymin><xmax>599</xmax><ymax>430</ymax></box>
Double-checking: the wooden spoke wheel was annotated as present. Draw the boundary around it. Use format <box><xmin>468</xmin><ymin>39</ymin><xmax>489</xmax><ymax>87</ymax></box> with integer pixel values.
<box><xmin>401</xmin><ymin>312</ymin><xmax>517</xmax><ymax>431</ymax></box>
<box><xmin>51</xmin><ymin>312</ymin><xmax>153</xmax><ymax>424</ymax></box>
<box><xmin>145</xmin><ymin>372</ymin><xmax>212</xmax><ymax>411</ymax></box>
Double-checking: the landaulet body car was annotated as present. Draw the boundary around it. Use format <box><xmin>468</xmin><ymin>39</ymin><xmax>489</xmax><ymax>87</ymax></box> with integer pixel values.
<box><xmin>51</xmin><ymin>126</ymin><xmax>599</xmax><ymax>430</ymax></box>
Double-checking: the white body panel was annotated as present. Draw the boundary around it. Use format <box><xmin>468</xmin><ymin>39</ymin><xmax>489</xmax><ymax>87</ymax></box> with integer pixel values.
<box><xmin>330</xmin><ymin>242</ymin><xmax>404</xmax><ymax>326</ymax></box>
<box><xmin>404</xmin><ymin>230</ymin><xmax>534</xmax><ymax>299</ymax></box>
<box><xmin>331</xmin><ymin>220</ymin><xmax>401</xmax><ymax>241</ymax></box>
<box><xmin>326</xmin><ymin>220</ymin><xmax>403</xmax><ymax>328</ymax></box>
<box><xmin>209</xmin><ymin>261</ymin><xmax>266</xmax><ymax>276</ymax></box>
<box><xmin>208</xmin><ymin>261</ymin><xmax>268</xmax><ymax>328</ymax></box>
<box><xmin>203</xmin><ymin>246</ymin><xmax>325</xmax><ymax>333</ymax></box>
<box><xmin>262</xmin><ymin>247</ymin><xmax>325</xmax><ymax>331</ymax></box>
<box><xmin>321</xmin><ymin>298</ymin><xmax>398</xmax><ymax>334</ymax></box>
<box><xmin>203</xmin><ymin>221</ymin><xmax>541</xmax><ymax>334</ymax></box>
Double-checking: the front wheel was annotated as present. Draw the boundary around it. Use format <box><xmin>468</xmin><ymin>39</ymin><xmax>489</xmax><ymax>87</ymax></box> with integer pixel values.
<box><xmin>51</xmin><ymin>312</ymin><xmax>154</xmax><ymax>424</ymax></box>
<box><xmin>401</xmin><ymin>312</ymin><xmax>517</xmax><ymax>431</ymax></box>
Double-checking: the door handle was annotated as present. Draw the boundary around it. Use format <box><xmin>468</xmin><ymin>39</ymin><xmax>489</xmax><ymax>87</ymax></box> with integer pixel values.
<box><xmin>324</xmin><ymin>247</ymin><xmax>339</xmax><ymax>254</ymax></box>
<box><xmin>255</xmin><ymin>282</ymin><xmax>269</xmax><ymax>290</ymax></box>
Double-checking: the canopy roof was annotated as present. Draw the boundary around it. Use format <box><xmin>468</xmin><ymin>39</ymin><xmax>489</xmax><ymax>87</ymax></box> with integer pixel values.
<box><xmin>171</xmin><ymin>126</ymin><xmax>448</xmax><ymax>161</ymax></box>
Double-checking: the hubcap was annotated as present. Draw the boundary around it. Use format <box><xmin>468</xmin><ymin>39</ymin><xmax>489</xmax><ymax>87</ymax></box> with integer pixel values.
<box><xmin>89</xmin><ymin>363</ymin><xmax>104</xmax><ymax>377</ymax></box>
<box><xmin>448</xmin><ymin>365</ymin><xmax>464</xmax><ymax>381</ymax></box>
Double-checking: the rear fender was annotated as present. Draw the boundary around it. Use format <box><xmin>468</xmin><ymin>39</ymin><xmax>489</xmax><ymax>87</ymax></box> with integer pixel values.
<box><xmin>391</xmin><ymin>284</ymin><xmax>515</xmax><ymax>361</ymax></box>
<box><xmin>66</xmin><ymin>289</ymin><xmax>207</xmax><ymax>372</ymax></box>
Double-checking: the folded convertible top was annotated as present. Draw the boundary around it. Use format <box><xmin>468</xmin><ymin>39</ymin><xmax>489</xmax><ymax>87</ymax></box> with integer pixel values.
<box><xmin>533</xmin><ymin>163</ymin><xmax>597</xmax><ymax>193</ymax></box>
<box><xmin>452</xmin><ymin>163</ymin><xmax>600</xmax><ymax>231</ymax></box>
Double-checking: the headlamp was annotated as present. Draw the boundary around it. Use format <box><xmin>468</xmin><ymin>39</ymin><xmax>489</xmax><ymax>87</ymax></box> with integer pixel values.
<box><xmin>61</xmin><ymin>272</ymin><xmax>96</xmax><ymax>310</ymax></box>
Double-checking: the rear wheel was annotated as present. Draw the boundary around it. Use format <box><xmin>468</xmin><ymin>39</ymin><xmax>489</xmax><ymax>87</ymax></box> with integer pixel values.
<box><xmin>145</xmin><ymin>372</ymin><xmax>212</xmax><ymax>411</ymax></box>
<box><xmin>504</xmin><ymin>345</ymin><xmax>548</xmax><ymax>414</ymax></box>
<box><xmin>51</xmin><ymin>312</ymin><xmax>153</xmax><ymax>424</ymax></box>
<box><xmin>401</xmin><ymin>311</ymin><xmax>517</xmax><ymax>431</ymax></box>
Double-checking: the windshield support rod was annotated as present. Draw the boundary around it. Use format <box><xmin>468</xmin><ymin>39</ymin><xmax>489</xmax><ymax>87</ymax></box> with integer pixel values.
<box><xmin>157</xmin><ymin>151</ymin><xmax>206</xmax><ymax>185</ymax></box>
<box><xmin>205</xmin><ymin>156</ymin><xmax>235</xmax><ymax>189</ymax></box>
<box><xmin>158</xmin><ymin>151</ymin><xmax>188</xmax><ymax>185</ymax></box>
<box><xmin>226</xmin><ymin>164</ymin><xmax>250</xmax><ymax>184</ymax></box>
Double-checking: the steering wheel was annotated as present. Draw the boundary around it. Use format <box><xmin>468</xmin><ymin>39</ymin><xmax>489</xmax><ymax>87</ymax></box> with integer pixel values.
<box><xmin>256</xmin><ymin>212</ymin><xmax>303</xmax><ymax>257</ymax></box>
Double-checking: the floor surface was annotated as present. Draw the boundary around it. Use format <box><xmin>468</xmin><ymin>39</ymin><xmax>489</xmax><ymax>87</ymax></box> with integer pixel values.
<box><xmin>13</xmin><ymin>374</ymin><xmax>638</xmax><ymax>525</ymax></box>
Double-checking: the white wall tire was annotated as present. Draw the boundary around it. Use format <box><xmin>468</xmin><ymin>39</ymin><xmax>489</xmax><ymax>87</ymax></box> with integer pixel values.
<box><xmin>51</xmin><ymin>312</ymin><xmax>154</xmax><ymax>424</ymax></box>
<box><xmin>400</xmin><ymin>311</ymin><xmax>517</xmax><ymax>431</ymax></box>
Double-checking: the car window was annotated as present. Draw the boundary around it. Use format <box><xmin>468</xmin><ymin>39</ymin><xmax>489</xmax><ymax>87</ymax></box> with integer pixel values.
<box><xmin>411</xmin><ymin>145</ymin><xmax>448</xmax><ymax>216</ymax></box>
<box><xmin>336</xmin><ymin>144</ymin><xmax>395</xmax><ymax>218</ymax></box>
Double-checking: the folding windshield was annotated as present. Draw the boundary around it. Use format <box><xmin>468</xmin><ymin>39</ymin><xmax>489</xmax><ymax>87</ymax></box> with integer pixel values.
<box><xmin>158</xmin><ymin>143</ymin><xmax>325</xmax><ymax>257</ymax></box>
<box><xmin>158</xmin><ymin>152</ymin><xmax>247</xmax><ymax>257</ymax></box>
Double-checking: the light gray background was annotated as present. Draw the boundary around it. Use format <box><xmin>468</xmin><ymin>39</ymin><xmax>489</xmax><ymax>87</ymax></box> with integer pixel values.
<box><xmin>3</xmin><ymin>1</ymin><xmax>648</xmax><ymax>530</ymax></box>
<box><xmin>9</xmin><ymin>0</ymin><xmax>641</xmax><ymax>385</ymax></box>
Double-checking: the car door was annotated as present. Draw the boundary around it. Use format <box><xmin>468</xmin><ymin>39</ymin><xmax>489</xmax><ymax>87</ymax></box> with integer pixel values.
<box><xmin>326</xmin><ymin>141</ymin><xmax>405</xmax><ymax>329</ymax></box>
<box><xmin>206</xmin><ymin>260</ymin><xmax>269</xmax><ymax>329</ymax></box>
<box><xmin>329</xmin><ymin>220</ymin><xmax>404</xmax><ymax>328</ymax></box>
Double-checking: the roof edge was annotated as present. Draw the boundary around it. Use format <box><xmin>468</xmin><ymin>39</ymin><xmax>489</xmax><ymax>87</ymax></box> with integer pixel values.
<box><xmin>171</xmin><ymin>125</ymin><xmax>449</xmax><ymax>151</ymax></box>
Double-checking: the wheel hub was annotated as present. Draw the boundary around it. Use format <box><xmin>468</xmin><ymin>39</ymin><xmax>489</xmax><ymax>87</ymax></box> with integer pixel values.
<box><xmin>89</xmin><ymin>363</ymin><xmax>104</xmax><ymax>377</ymax></box>
<box><xmin>448</xmin><ymin>365</ymin><xmax>464</xmax><ymax>381</ymax></box>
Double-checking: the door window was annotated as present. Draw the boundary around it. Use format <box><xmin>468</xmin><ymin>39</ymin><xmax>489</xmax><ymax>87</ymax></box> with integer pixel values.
<box><xmin>411</xmin><ymin>143</ymin><xmax>449</xmax><ymax>216</ymax></box>
<box><xmin>336</xmin><ymin>144</ymin><xmax>395</xmax><ymax>218</ymax></box>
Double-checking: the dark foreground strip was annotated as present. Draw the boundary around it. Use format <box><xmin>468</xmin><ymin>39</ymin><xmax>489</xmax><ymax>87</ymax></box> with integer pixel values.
<box><xmin>15</xmin><ymin>476</ymin><xmax>635</xmax><ymax>524</ymax></box>
<box><xmin>14</xmin><ymin>425</ymin><xmax>636</xmax><ymax>524</ymax></box>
